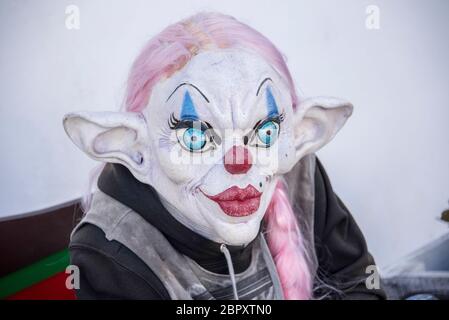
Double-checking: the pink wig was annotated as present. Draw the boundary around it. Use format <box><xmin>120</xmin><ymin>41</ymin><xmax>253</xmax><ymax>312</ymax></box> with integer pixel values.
<box><xmin>124</xmin><ymin>12</ymin><xmax>312</xmax><ymax>299</ymax></box>
<box><xmin>125</xmin><ymin>12</ymin><xmax>298</xmax><ymax>112</ymax></box>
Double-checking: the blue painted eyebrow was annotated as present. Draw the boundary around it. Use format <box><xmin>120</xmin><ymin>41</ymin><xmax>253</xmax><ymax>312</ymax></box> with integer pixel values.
<box><xmin>266</xmin><ymin>87</ymin><xmax>279</xmax><ymax>117</ymax></box>
<box><xmin>180</xmin><ymin>91</ymin><xmax>199</xmax><ymax>120</ymax></box>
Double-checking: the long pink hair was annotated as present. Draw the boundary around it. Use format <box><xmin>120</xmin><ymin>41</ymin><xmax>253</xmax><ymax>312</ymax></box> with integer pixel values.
<box><xmin>124</xmin><ymin>12</ymin><xmax>312</xmax><ymax>299</ymax></box>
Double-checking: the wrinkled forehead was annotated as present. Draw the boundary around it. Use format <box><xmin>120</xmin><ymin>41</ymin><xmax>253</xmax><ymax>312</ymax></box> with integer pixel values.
<box><xmin>149</xmin><ymin>48</ymin><xmax>291</xmax><ymax>128</ymax></box>
<box><xmin>174</xmin><ymin>49</ymin><xmax>281</xmax><ymax>92</ymax></box>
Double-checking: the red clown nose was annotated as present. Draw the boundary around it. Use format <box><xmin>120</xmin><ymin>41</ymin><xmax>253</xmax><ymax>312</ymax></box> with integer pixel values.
<box><xmin>223</xmin><ymin>146</ymin><xmax>252</xmax><ymax>174</ymax></box>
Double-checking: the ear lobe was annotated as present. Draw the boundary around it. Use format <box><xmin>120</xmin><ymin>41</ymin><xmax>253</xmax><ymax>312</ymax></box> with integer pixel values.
<box><xmin>292</xmin><ymin>97</ymin><xmax>353</xmax><ymax>160</ymax></box>
<box><xmin>63</xmin><ymin>111</ymin><xmax>150</xmax><ymax>175</ymax></box>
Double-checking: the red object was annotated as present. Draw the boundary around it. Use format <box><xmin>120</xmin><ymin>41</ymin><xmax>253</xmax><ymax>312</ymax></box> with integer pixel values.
<box><xmin>224</xmin><ymin>146</ymin><xmax>252</xmax><ymax>174</ymax></box>
<box><xmin>203</xmin><ymin>185</ymin><xmax>261</xmax><ymax>217</ymax></box>
<box><xmin>7</xmin><ymin>271</ymin><xmax>76</xmax><ymax>300</ymax></box>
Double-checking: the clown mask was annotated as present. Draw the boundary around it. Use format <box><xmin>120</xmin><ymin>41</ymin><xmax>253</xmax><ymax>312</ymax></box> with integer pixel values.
<box><xmin>63</xmin><ymin>48</ymin><xmax>352</xmax><ymax>246</ymax></box>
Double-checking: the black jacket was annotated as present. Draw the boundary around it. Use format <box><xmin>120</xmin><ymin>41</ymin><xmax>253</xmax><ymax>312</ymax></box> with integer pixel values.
<box><xmin>69</xmin><ymin>160</ymin><xmax>386</xmax><ymax>299</ymax></box>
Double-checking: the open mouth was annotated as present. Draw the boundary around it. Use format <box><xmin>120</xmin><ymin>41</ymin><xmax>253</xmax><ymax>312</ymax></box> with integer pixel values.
<box><xmin>202</xmin><ymin>185</ymin><xmax>262</xmax><ymax>217</ymax></box>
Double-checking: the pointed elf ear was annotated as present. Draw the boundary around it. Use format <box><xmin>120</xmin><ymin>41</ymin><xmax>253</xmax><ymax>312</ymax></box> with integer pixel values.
<box><xmin>292</xmin><ymin>97</ymin><xmax>353</xmax><ymax>161</ymax></box>
<box><xmin>63</xmin><ymin>111</ymin><xmax>150</xmax><ymax>176</ymax></box>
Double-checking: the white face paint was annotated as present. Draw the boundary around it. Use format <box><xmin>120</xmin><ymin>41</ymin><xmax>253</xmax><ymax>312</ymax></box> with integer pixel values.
<box><xmin>63</xmin><ymin>48</ymin><xmax>353</xmax><ymax>246</ymax></box>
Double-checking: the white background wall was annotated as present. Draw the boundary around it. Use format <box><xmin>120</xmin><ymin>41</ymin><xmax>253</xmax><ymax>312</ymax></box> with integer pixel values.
<box><xmin>0</xmin><ymin>0</ymin><xmax>448</xmax><ymax>268</ymax></box>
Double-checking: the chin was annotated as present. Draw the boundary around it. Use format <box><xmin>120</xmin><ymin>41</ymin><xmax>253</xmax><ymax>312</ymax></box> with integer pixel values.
<box><xmin>199</xmin><ymin>202</ymin><xmax>267</xmax><ymax>245</ymax></box>
<box><xmin>213</xmin><ymin>218</ymin><xmax>262</xmax><ymax>246</ymax></box>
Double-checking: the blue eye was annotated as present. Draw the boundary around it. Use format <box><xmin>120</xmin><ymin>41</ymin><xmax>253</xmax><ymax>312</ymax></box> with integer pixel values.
<box><xmin>182</xmin><ymin>127</ymin><xmax>206</xmax><ymax>151</ymax></box>
<box><xmin>257</xmin><ymin>121</ymin><xmax>279</xmax><ymax>146</ymax></box>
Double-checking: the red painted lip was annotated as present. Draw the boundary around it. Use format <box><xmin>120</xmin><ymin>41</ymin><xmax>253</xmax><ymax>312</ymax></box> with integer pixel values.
<box><xmin>203</xmin><ymin>185</ymin><xmax>262</xmax><ymax>217</ymax></box>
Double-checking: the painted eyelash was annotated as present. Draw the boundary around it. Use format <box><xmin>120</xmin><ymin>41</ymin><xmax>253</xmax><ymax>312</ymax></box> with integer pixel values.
<box><xmin>253</xmin><ymin>111</ymin><xmax>285</xmax><ymax>130</ymax></box>
<box><xmin>168</xmin><ymin>113</ymin><xmax>181</xmax><ymax>130</ymax></box>
<box><xmin>279</xmin><ymin>111</ymin><xmax>285</xmax><ymax>123</ymax></box>
<box><xmin>168</xmin><ymin>113</ymin><xmax>211</xmax><ymax>131</ymax></box>
<box><xmin>269</xmin><ymin>111</ymin><xmax>285</xmax><ymax>124</ymax></box>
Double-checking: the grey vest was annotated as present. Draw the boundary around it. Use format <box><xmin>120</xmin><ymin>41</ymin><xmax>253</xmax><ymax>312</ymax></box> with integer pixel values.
<box><xmin>72</xmin><ymin>191</ymin><xmax>284</xmax><ymax>300</ymax></box>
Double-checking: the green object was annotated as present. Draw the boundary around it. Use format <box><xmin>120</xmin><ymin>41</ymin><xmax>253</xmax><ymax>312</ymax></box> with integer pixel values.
<box><xmin>0</xmin><ymin>249</ymin><xmax>69</xmax><ymax>299</ymax></box>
